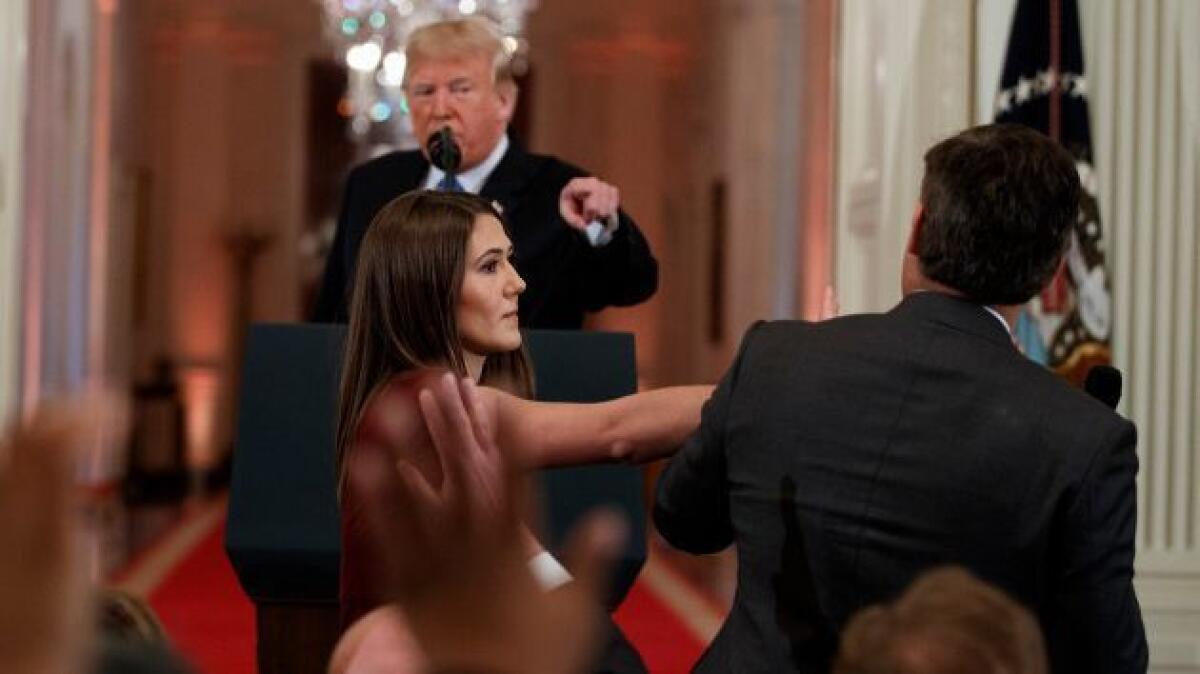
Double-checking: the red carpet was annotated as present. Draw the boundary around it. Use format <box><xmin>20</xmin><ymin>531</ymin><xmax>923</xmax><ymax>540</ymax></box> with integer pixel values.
<box><xmin>138</xmin><ymin>512</ymin><xmax>706</xmax><ymax>673</ymax></box>
<box><xmin>147</xmin><ymin>521</ymin><xmax>256</xmax><ymax>674</ymax></box>
<box><xmin>614</xmin><ymin>583</ymin><xmax>706</xmax><ymax>673</ymax></box>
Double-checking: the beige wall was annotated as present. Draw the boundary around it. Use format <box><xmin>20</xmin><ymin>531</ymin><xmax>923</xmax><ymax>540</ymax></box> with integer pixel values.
<box><xmin>130</xmin><ymin>0</ymin><xmax>323</xmax><ymax>469</ymax></box>
<box><xmin>1072</xmin><ymin>2</ymin><xmax>1200</xmax><ymax>670</ymax></box>
<box><xmin>834</xmin><ymin>0</ymin><xmax>973</xmax><ymax>315</ymax></box>
<box><xmin>717</xmin><ymin>0</ymin><xmax>836</xmax><ymax>340</ymax></box>
<box><xmin>20</xmin><ymin>0</ymin><xmax>99</xmax><ymax>409</ymax></box>
<box><xmin>13</xmin><ymin>0</ymin><xmax>137</xmax><ymax>479</ymax></box>
<box><xmin>0</xmin><ymin>0</ymin><xmax>327</xmax><ymax>477</ymax></box>
<box><xmin>526</xmin><ymin>0</ymin><xmax>719</xmax><ymax>385</ymax></box>
<box><xmin>0</xmin><ymin>0</ymin><xmax>28</xmax><ymax>422</ymax></box>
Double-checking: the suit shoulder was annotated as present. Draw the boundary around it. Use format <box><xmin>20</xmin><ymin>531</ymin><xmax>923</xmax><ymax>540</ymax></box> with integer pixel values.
<box><xmin>749</xmin><ymin>319</ymin><xmax>811</xmax><ymax>343</ymax></box>
<box><xmin>738</xmin><ymin>316</ymin><xmax>870</xmax><ymax>361</ymax></box>
<box><xmin>1002</xmin><ymin>352</ymin><xmax>1114</xmax><ymax>417</ymax></box>
<box><xmin>751</xmin><ymin>313</ymin><xmax>888</xmax><ymax>344</ymax></box>
<box><xmin>1006</xmin><ymin>359</ymin><xmax>1135</xmax><ymax>462</ymax></box>
<box><xmin>520</xmin><ymin>150</ymin><xmax>589</xmax><ymax>181</ymax></box>
<box><xmin>347</xmin><ymin>149</ymin><xmax>423</xmax><ymax>181</ymax></box>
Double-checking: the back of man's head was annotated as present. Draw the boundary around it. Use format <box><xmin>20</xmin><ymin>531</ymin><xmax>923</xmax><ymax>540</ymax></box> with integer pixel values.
<box><xmin>915</xmin><ymin>123</ymin><xmax>1081</xmax><ymax>305</ymax></box>
<box><xmin>404</xmin><ymin>18</ymin><xmax>513</xmax><ymax>87</ymax></box>
<box><xmin>834</xmin><ymin>567</ymin><xmax>1047</xmax><ymax>674</ymax></box>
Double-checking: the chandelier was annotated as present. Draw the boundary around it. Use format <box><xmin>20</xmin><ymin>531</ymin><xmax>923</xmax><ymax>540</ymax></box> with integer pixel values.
<box><xmin>318</xmin><ymin>0</ymin><xmax>537</xmax><ymax>146</ymax></box>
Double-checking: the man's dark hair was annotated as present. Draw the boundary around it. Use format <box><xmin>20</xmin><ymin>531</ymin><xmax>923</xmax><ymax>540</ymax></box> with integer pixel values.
<box><xmin>916</xmin><ymin>123</ymin><xmax>1081</xmax><ymax>305</ymax></box>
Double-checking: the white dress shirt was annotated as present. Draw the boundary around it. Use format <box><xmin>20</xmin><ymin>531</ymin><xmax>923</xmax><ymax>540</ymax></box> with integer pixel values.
<box><xmin>422</xmin><ymin>135</ymin><xmax>617</xmax><ymax>247</ymax></box>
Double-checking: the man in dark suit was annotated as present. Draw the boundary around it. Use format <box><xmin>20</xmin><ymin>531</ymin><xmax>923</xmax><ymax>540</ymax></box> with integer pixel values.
<box><xmin>654</xmin><ymin>124</ymin><xmax>1147</xmax><ymax>673</ymax></box>
<box><xmin>312</xmin><ymin>19</ymin><xmax>658</xmax><ymax>327</ymax></box>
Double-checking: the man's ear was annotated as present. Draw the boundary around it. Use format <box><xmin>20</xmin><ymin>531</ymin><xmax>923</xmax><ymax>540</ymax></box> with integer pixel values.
<box><xmin>899</xmin><ymin>203</ymin><xmax>927</xmax><ymax>296</ymax></box>
<box><xmin>496</xmin><ymin>80</ymin><xmax>518</xmax><ymax>123</ymax></box>
<box><xmin>906</xmin><ymin>203</ymin><xmax>926</xmax><ymax>256</ymax></box>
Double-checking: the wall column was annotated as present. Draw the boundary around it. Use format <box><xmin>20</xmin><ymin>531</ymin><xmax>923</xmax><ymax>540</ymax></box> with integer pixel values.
<box><xmin>834</xmin><ymin>0</ymin><xmax>973</xmax><ymax>315</ymax></box>
<box><xmin>0</xmin><ymin>0</ymin><xmax>29</xmax><ymax>421</ymax></box>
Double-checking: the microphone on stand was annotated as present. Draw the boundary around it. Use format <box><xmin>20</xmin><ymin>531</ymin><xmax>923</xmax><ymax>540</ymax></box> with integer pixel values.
<box><xmin>426</xmin><ymin>126</ymin><xmax>462</xmax><ymax>185</ymax></box>
<box><xmin>1084</xmin><ymin>364</ymin><xmax>1122</xmax><ymax>410</ymax></box>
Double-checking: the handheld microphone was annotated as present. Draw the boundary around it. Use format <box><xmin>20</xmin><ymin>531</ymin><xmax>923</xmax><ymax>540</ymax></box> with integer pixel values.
<box><xmin>426</xmin><ymin>127</ymin><xmax>462</xmax><ymax>175</ymax></box>
<box><xmin>1083</xmin><ymin>364</ymin><xmax>1122</xmax><ymax>410</ymax></box>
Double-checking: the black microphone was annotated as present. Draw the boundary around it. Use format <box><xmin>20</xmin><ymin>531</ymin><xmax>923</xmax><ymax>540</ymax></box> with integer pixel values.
<box><xmin>1084</xmin><ymin>364</ymin><xmax>1122</xmax><ymax>410</ymax></box>
<box><xmin>426</xmin><ymin>126</ymin><xmax>462</xmax><ymax>175</ymax></box>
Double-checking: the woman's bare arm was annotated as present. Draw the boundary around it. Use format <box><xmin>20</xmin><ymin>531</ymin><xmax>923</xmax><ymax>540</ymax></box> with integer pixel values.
<box><xmin>479</xmin><ymin>385</ymin><xmax>714</xmax><ymax>468</ymax></box>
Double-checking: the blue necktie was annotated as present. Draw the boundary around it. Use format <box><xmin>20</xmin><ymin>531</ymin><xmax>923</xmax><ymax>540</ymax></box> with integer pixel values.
<box><xmin>437</xmin><ymin>173</ymin><xmax>464</xmax><ymax>192</ymax></box>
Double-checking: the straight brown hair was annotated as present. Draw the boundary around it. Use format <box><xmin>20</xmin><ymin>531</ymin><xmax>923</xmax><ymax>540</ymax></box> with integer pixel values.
<box><xmin>334</xmin><ymin>190</ymin><xmax>532</xmax><ymax>494</ymax></box>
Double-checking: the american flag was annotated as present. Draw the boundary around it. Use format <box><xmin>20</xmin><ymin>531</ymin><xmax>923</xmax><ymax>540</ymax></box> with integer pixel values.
<box><xmin>995</xmin><ymin>0</ymin><xmax>1111</xmax><ymax>385</ymax></box>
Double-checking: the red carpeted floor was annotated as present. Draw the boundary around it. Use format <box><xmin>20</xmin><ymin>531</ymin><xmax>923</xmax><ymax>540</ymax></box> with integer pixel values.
<box><xmin>141</xmin><ymin>517</ymin><xmax>707</xmax><ymax>673</ymax></box>
<box><xmin>614</xmin><ymin>582</ymin><xmax>707</xmax><ymax>673</ymax></box>
<box><xmin>147</xmin><ymin>521</ymin><xmax>256</xmax><ymax>674</ymax></box>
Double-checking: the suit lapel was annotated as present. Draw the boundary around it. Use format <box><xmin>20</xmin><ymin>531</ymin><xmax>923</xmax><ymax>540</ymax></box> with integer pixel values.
<box><xmin>479</xmin><ymin>139</ymin><xmax>538</xmax><ymax>212</ymax></box>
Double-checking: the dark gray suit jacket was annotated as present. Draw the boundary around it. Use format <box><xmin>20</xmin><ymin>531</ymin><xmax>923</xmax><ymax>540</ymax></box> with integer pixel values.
<box><xmin>655</xmin><ymin>291</ymin><xmax>1147</xmax><ymax>674</ymax></box>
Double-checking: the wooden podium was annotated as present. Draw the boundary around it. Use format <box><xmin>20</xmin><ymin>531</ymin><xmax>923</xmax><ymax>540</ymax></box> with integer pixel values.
<box><xmin>225</xmin><ymin>324</ymin><xmax>646</xmax><ymax>674</ymax></box>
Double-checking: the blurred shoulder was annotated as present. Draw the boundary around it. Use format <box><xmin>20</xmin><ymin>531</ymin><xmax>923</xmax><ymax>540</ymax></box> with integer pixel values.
<box><xmin>748</xmin><ymin>312</ymin><xmax>890</xmax><ymax>347</ymax></box>
<box><xmin>516</xmin><ymin>146</ymin><xmax>589</xmax><ymax>183</ymax></box>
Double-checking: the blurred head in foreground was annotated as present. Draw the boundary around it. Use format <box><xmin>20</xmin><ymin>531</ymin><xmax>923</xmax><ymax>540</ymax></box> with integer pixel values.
<box><xmin>834</xmin><ymin>566</ymin><xmax>1047</xmax><ymax>674</ymax></box>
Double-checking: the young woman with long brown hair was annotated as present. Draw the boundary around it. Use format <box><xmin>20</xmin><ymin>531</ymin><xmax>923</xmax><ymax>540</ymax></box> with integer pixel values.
<box><xmin>336</xmin><ymin>191</ymin><xmax>710</xmax><ymax>645</ymax></box>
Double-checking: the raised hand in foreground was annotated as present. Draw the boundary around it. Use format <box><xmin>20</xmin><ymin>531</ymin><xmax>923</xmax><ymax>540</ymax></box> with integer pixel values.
<box><xmin>0</xmin><ymin>398</ymin><xmax>121</xmax><ymax>674</ymax></box>
<box><xmin>349</xmin><ymin>370</ymin><xmax>627</xmax><ymax>674</ymax></box>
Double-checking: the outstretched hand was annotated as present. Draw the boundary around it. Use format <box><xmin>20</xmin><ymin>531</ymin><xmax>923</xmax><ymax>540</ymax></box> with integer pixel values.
<box><xmin>558</xmin><ymin>177</ymin><xmax>621</xmax><ymax>231</ymax></box>
<box><xmin>350</xmin><ymin>371</ymin><xmax>627</xmax><ymax>674</ymax></box>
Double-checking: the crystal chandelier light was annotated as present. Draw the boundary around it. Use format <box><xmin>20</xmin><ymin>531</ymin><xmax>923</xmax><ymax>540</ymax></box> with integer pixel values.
<box><xmin>318</xmin><ymin>0</ymin><xmax>537</xmax><ymax>146</ymax></box>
